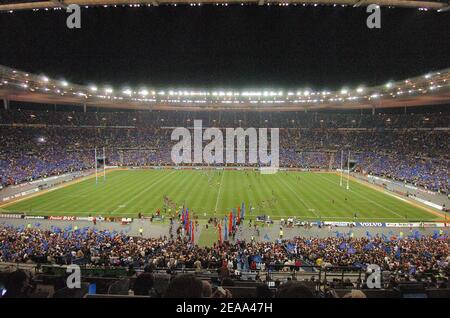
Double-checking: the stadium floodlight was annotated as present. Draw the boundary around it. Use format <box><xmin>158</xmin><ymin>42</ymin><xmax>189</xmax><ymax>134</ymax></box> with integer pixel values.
<box><xmin>356</xmin><ymin>87</ymin><xmax>364</xmax><ymax>93</ymax></box>
<box><xmin>437</xmin><ymin>5</ymin><xmax>450</xmax><ymax>12</ymax></box>
<box><xmin>424</xmin><ymin>74</ymin><xmax>431</xmax><ymax>79</ymax></box>
<box><xmin>340</xmin><ymin>89</ymin><xmax>348</xmax><ymax>95</ymax></box>
<box><xmin>105</xmin><ymin>88</ymin><xmax>113</xmax><ymax>94</ymax></box>
<box><xmin>89</xmin><ymin>85</ymin><xmax>98</xmax><ymax>92</ymax></box>
<box><xmin>139</xmin><ymin>89</ymin><xmax>148</xmax><ymax>96</ymax></box>
<box><xmin>303</xmin><ymin>90</ymin><xmax>310</xmax><ymax>96</ymax></box>
<box><xmin>60</xmin><ymin>80</ymin><xmax>68</xmax><ymax>87</ymax></box>
<box><xmin>122</xmin><ymin>88</ymin><xmax>132</xmax><ymax>96</ymax></box>
<box><xmin>41</xmin><ymin>76</ymin><xmax>49</xmax><ymax>82</ymax></box>
<box><xmin>385</xmin><ymin>82</ymin><xmax>393</xmax><ymax>88</ymax></box>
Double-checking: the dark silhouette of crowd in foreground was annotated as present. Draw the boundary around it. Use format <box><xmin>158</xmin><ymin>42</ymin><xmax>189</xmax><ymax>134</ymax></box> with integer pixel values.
<box><xmin>0</xmin><ymin>108</ymin><xmax>448</xmax><ymax>193</ymax></box>
<box><xmin>0</xmin><ymin>225</ymin><xmax>448</xmax><ymax>298</ymax></box>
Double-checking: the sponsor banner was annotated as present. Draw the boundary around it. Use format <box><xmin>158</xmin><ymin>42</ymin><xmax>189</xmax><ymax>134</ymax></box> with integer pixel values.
<box><xmin>22</xmin><ymin>188</ymin><xmax>40</xmax><ymax>196</ymax></box>
<box><xmin>385</xmin><ymin>222</ymin><xmax>422</xmax><ymax>228</ymax></box>
<box><xmin>76</xmin><ymin>216</ymin><xmax>105</xmax><ymax>222</ymax></box>
<box><xmin>323</xmin><ymin>221</ymin><xmax>356</xmax><ymax>227</ymax></box>
<box><xmin>48</xmin><ymin>216</ymin><xmax>76</xmax><ymax>221</ymax></box>
<box><xmin>405</xmin><ymin>184</ymin><xmax>418</xmax><ymax>191</ymax></box>
<box><xmin>1</xmin><ymin>188</ymin><xmax>40</xmax><ymax>202</ymax></box>
<box><xmin>384</xmin><ymin>222</ymin><xmax>445</xmax><ymax>228</ymax></box>
<box><xmin>121</xmin><ymin>218</ymin><xmax>133</xmax><ymax>224</ymax></box>
<box><xmin>0</xmin><ymin>213</ymin><xmax>23</xmax><ymax>219</ymax></box>
<box><xmin>417</xmin><ymin>188</ymin><xmax>437</xmax><ymax>196</ymax></box>
<box><xmin>357</xmin><ymin>222</ymin><xmax>386</xmax><ymax>227</ymax></box>
<box><xmin>421</xmin><ymin>222</ymin><xmax>437</xmax><ymax>228</ymax></box>
<box><xmin>24</xmin><ymin>216</ymin><xmax>45</xmax><ymax>220</ymax></box>
<box><xmin>408</xmin><ymin>195</ymin><xmax>443</xmax><ymax>210</ymax></box>
<box><xmin>73</xmin><ymin>216</ymin><xmax>90</xmax><ymax>221</ymax></box>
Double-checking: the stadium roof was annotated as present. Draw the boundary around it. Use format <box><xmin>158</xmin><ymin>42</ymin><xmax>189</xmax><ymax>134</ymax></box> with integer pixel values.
<box><xmin>1</xmin><ymin>65</ymin><xmax>449</xmax><ymax>111</ymax></box>
<box><xmin>0</xmin><ymin>0</ymin><xmax>449</xmax><ymax>12</ymax></box>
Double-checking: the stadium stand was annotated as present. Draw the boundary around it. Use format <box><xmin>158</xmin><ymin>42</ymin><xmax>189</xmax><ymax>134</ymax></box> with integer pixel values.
<box><xmin>1</xmin><ymin>108</ymin><xmax>448</xmax><ymax>193</ymax></box>
<box><xmin>0</xmin><ymin>105</ymin><xmax>448</xmax><ymax>299</ymax></box>
<box><xmin>0</xmin><ymin>225</ymin><xmax>448</xmax><ymax>298</ymax></box>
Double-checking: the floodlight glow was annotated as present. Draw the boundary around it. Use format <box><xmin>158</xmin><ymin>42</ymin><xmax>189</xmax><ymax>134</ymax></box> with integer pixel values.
<box><xmin>105</xmin><ymin>88</ymin><xmax>113</xmax><ymax>94</ymax></box>
<box><xmin>385</xmin><ymin>82</ymin><xmax>393</xmax><ymax>88</ymax></box>
<box><xmin>61</xmin><ymin>81</ymin><xmax>68</xmax><ymax>87</ymax></box>
<box><xmin>41</xmin><ymin>76</ymin><xmax>49</xmax><ymax>82</ymax></box>
<box><xmin>89</xmin><ymin>86</ymin><xmax>97</xmax><ymax>92</ymax></box>
<box><xmin>356</xmin><ymin>87</ymin><xmax>364</xmax><ymax>93</ymax></box>
<box><xmin>122</xmin><ymin>88</ymin><xmax>132</xmax><ymax>95</ymax></box>
<box><xmin>340</xmin><ymin>89</ymin><xmax>348</xmax><ymax>95</ymax></box>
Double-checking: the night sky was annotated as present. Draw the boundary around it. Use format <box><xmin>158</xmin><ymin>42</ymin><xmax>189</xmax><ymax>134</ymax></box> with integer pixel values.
<box><xmin>0</xmin><ymin>6</ymin><xmax>449</xmax><ymax>90</ymax></box>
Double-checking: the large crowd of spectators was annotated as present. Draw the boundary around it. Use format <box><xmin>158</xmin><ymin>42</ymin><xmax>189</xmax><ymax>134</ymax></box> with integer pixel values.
<box><xmin>0</xmin><ymin>108</ymin><xmax>448</xmax><ymax>193</ymax></box>
<box><xmin>0</xmin><ymin>225</ymin><xmax>448</xmax><ymax>284</ymax></box>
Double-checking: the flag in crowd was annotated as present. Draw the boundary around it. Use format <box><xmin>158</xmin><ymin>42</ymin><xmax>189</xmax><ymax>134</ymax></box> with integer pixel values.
<box><xmin>224</xmin><ymin>216</ymin><xmax>228</xmax><ymax>241</ymax></box>
<box><xmin>218</xmin><ymin>223</ymin><xmax>222</xmax><ymax>243</ymax></box>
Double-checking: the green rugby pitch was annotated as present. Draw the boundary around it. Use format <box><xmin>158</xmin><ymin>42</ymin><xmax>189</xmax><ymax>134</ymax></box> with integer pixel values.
<box><xmin>0</xmin><ymin>169</ymin><xmax>440</xmax><ymax>222</ymax></box>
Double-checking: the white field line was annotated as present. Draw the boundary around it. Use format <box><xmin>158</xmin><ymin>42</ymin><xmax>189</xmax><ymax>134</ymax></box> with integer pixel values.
<box><xmin>214</xmin><ymin>170</ymin><xmax>225</xmax><ymax>212</ymax></box>
<box><xmin>276</xmin><ymin>175</ymin><xmax>321</xmax><ymax>219</ymax></box>
<box><xmin>316</xmin><ymin>173</ymin><xmax>405</xmax><ymax>219</ymax></box>
<box><xmin>111</xmin><ymin>171</ymin><xmax>177</xmax><ymax>214</ymax></box>
<box><xmin>383</xmin><ymin>191</ymin><xmax>410</xmax><ymax>203</ymax></box>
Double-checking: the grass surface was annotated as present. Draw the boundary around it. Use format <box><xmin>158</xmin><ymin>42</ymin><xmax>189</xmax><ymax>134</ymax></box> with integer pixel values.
<box><xmin>1</xmin><ymin>169</ymin><xmax>439</xmax><ymax>222</ymax></box>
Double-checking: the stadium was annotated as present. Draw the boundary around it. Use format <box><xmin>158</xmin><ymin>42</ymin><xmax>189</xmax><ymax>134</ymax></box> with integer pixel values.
<box><xmin>0</xmin><ymin>1</ymin><xmax>449</xmax><ymax>302</ymax></box>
